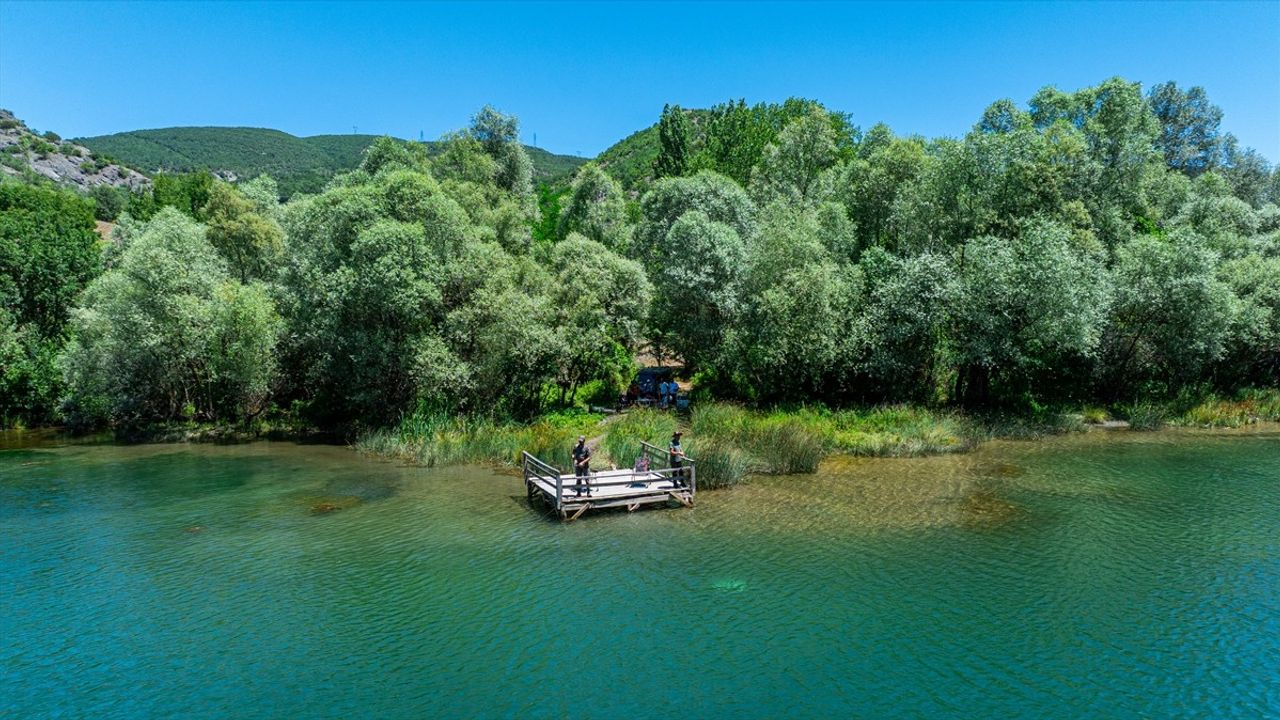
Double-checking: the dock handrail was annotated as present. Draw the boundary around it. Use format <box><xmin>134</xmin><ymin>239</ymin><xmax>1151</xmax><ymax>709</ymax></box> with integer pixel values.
<box><xmin>522</xmin><ymin>451</ymin><xmax>564</xmax><ymax>511</ymax></box>
<box><xmin>640</xmin><ymin>440</ymin><xmax>696</xmax><ymax>495</ymax></box>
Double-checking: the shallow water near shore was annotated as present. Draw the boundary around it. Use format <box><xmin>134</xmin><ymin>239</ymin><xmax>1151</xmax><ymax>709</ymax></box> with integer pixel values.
<box><xmin>3</xmin><ymin>429</ymin><xmax>1278</xmax><ymax>718</ymax></box>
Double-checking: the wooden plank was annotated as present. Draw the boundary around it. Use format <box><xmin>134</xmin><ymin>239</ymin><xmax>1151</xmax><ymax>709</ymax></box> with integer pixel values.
<box><xmin>566</xmin><ymin>503</ymin><xmax>592</xmax><ymax>522</ymax></box>
<box><xmin>561</xmin><ymin>494</ymin><xmax>682</xmax><ymax>512</ymax></box>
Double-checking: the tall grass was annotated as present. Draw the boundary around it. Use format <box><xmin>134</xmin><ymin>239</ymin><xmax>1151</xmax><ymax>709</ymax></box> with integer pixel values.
<box><xmin>826</xmin><ymin>405</ymin><xmax>970</xmax><ymax>456</ymax></box>
<box><xmin>1125</xmin><ymin>402</ymin><xmax>1168</xmax><ymax>431</ymax></box>
<box><xmin>686</xmin><ymin>438</ymin><xmax>752</xmax><ymax>489</ymax></box>
<box><xmin>680</xmin><ymin>403</ymin><xmax>976</xmax><ymax>485</ymax></box>
<box><xmin>357</xmin><ymin>411</ymin><xmax>601</xmax><ymax>470</ymax></box>
<box><xmin>1176</xmin><ymin>389</ymin><xmax>1280</xmax><ymax>428</ymax></box>
<box><xmin>599</xmin><ymin>409</ymin><xmax>677</xmax><ymax>467</ymax></box>
<box><xmin>690</xmin><ymin>405</ymin><xmax>828</xmax><ymax>472</ymax></box>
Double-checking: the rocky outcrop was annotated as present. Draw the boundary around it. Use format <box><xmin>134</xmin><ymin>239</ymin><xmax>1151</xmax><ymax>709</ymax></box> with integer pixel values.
<box><xmin>0</xmin><ymin>109</ymin><xmax>149</xmax><ymax>190</ymax></box>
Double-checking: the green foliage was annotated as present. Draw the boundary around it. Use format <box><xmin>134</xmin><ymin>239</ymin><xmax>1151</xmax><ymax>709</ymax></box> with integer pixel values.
<box><xmin>654</xmin><ymin>104</ymin><xmax>691</xmax><ymax>179</ymax></box>
<box><xmin>684</xmin><ymin>439</ymin><xmax>752</xmax><ymax>489</ymax></box>
<box><xmin>599</xmin><ymin>408</ymin><xmax>677</xmax><ymax>467</ymax></box>
<box><xmin>597</xmin><ymin>123</ymin><xmax>665</xmax><ymax>191</ymax></box>
<box><xmin>6</xmin><ymin>89</ymin><xmax>1276</xmax><ymax>439</ymax></box>
<box><xmin>61</xmin><ymin>209</ymin><xmax>281</xmax><ymax>427</ymax></box>
<box><xmin>693</xmin><ymin>98</ymin><xmax>851</xmax><ymax>186</ymax></box>
<box><xmin>1148</xmin><ymin>81</ymin><xmax>1226</xmax><ymax>177</ymax></box>
<box><xmin>357</xmin><ymin>410</ymin><xmax>601</xmax><ymax>470</ymax></box>
<box><xmin>557</xmin><ymin>163</ymin><xmax>631</xmax><ymax>251</ymax></box>
<box><xmin>1124</xmin><ymin>402</ymin><xmax>1168</xmax><ymax>431</ymax></box>
<box><xmin>635</xmin><ymin>169</ymin><xmax>757</xmax><ymax>265</ymax></box>
<box><xmin>0</xmin><ymin>184</ymin><xmax>101</xmax><ymax>337</ymax></box>
<box><xmin>728</xmin><ymin>201</ymin><xmax>861</xmax><ymax>399</ymax></box>
<box><xmin>274</xmin><ymin>113</ymin><xmax>636</xmax><ymax>427</ymax></box>
<box><xmin>856</xmin><ymin>248</ymin><xmax>951</xmax><ymax>401</ymax></box>
<box><xmin>750</xmin><ymin>106</ymin><xmax>841</xmax><ymax>205</ymax></box>
<box><xmin>949</xmin><ymin>220</ymin><xmax>1111</xmax><ymax>405</ymax></box>
<box><xmin>152</xmin><ymin>170</ymin><xmax>215</xmax><ymax>218</ymax></box>
<box><xmin>532</xmin><ymin>184</ymin><xmax>565</xmax><ymax>244</ymax></box>
<box><xmin>0</xmin><ymin>309</ymin><xmax>62</xmax><ymax>426</ymax></box>
<box><xmin>648</xmin><ymin>210</ymin><xmax>746</xmax><ymax>371</ymax></box>
<box><xmin>690</xmin><ymin>404</ymin><xmax>827</xmax><ymax>473</ymax></box>
<box><xmin>1104</xmin><ymin>229</ymin><xmax>1237</xmax><ymax>394</ymax></box>
<box><xmin>548</xmin><ymin>234</ymin><xmax>651</xmax><ymax>404</ymax></box>
<box><xmin>89</xmin><ymin>184</ymin><xmax>129</xmax><ymax>221</ymax></box>
<box><xmin>833</xmin><ymin>125</ymin><xmax>928</xmax><ymax>252</ymax></box>
<box><xmin>825</xmin><ymin>405</ymin><xmax>970</xmax><ymax>456</ymax></box>
<box><xmin>201</xmin><ymin>181</ymin><xmax>285</xmax><ymax>281</ymax></box>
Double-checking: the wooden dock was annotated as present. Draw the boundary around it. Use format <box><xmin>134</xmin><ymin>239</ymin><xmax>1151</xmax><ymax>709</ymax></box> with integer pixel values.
<box><xmin>522</xmin><ymin>441</ymin><xmax>695</xmax><ymax>521</ymax></box>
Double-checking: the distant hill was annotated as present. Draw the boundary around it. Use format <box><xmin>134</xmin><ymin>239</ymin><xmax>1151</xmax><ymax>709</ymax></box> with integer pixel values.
<box><xmin>77</xmin><ymin>127</ymin><xmax>589</xmax><ymax>197</ymax></box>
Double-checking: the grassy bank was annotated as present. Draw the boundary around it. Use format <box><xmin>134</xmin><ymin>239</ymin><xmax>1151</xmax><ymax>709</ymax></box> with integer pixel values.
<box><xmin>356</xmin><ymin>391</ymin><xmax>1279</xmax><ymax>490</ymax></box>
<box><xmin>355</xmin><ymin>411</ymin><xmax>602</xmax><ymax>470</ymax></box>
<box><xmin>1148</xmin><ymin>388</ymin><xmax>1280</xmax><ymax>429</ymax></box>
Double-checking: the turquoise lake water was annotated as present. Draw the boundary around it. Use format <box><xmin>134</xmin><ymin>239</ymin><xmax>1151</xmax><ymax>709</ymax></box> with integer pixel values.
<box><xmin>2</xmin><ymin>430</ymin><xmax>1278</xmax><ymax>718</ymax></box>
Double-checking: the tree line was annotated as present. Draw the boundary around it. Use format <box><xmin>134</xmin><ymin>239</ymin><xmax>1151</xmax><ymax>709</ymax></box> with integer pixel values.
<box><xmin>1</xmin><ymin>78</ymin><xmax>1277</xmax><ymax>430</ymax></box>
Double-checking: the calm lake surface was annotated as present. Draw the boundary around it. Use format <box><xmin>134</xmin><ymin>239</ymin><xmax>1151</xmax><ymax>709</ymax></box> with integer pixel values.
<box><xmin>3</xmin><ymin>429</ymin><xmax>1278</xmax><ymax>719</ymax></box>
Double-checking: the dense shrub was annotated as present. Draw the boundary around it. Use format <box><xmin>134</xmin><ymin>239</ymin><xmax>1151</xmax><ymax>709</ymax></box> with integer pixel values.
<box><xmin>61</xmin><ymin>209</ymin><xmax>281</xmax><ymax>426</ymax></box>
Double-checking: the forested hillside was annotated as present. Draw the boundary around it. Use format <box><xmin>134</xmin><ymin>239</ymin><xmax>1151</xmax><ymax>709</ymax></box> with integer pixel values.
<box><xmin>77</xmin><ymin>127</ymin><xmax>587</xmax><ymax>197</ymax></box>
<box><xmin>3</xmin><ymin>81</ymin><xmax>1279</xmax><ymax>440</ymax></box>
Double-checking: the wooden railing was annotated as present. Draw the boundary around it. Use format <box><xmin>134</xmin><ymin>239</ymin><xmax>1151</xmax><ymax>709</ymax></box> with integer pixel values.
<box><xmin>639</xmin><ymin>440</ymin><xmax>696</xmax><ymax>495</ymax></box>
<box><xmin>523</xmin><ymin>443</ymin><xmax>696</xmax><ymax>511</ymax></box>
<box><xmin>522</xmin><ymin>451</ymin><xmax>564</xmax><ymax>510</ymax></box>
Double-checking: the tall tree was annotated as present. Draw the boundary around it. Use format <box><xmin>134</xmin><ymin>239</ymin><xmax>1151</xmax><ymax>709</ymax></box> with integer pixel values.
<box><xmin>750</xmin><ymin>106</ymin><xmax>841</xmax><ymax>205</ymax></box>
<box><xmin>557</xmin><ymin>163</ymin><xmax>631</xmax><ymax>252</ymax></box>
<box><xmin>649</xmin><ymin>211</ymin><xmax>746</xmax><ymax>370</ymax></box>
<box><xmin>654</xmin><ymin>104</ymin><xmax>691</xmax><ymax>179</ymax></box>
<box><xmin>1147</xmin><ymin>81</ymin><xmax>1226</xmax><ymax>177</ymax></box>
<box><xmin>61</xmin><ymin>209</ymin><xmax>281</xmax><ymax>426</ymax></box>
<box><xmin>949</xmin><ymin>220</ymin><xmax>1111</xmax><ymax>405</ymax></box>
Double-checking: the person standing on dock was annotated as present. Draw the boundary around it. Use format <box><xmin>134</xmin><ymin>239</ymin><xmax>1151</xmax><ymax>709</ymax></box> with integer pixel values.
<box><xmin>572</xmin><ymin>436</ymin><xmax>592</xmax><ymax>497</ymax></box>
<box><xmin>668</xmin><ymin>431</ymin><xmax>686</xmax><ymax>488</ymax></box>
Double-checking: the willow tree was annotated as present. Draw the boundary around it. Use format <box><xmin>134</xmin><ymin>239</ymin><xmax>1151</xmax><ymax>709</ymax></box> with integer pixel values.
<box><xmin>635</xmin><ymin>170</ymin><xmax>757</xmax><ymax>268</ymax></box>
<box><xmin>648</xmin><ymin>211</ymin><xmax>746</xmax><ymax>371</ymax></box>
<box><xmin>1103</xmin><ymin>229</ymin><xmax>1238</xmax><ymax>395</ymax></box>
<box><xmin>729</xmin><ymin>202</ymin><xmax>861</xmax><ymax>400</ymax></box>
<box><xmin>202</xmin><ymin>181</ymin><xmax>284</xmax><ymax>282</ymax></box>
<box><xmin>948</xmin><ymin>220</ymin><xmax>1111</xmax><ymax>405</ymax></box>
<box><xmin>61</xmin><ymin>209</ymin><xmax>280</xmax><ymax>426</ymax></box>
<box><xmin>750</xmin><ymin>106</ymin><xmax>841</xmax><ymax>206</ymax></box>
<box><xmin>557</xmin><ymin>163</ymin><xmax>631</xmax><ymax>252</ymax></box>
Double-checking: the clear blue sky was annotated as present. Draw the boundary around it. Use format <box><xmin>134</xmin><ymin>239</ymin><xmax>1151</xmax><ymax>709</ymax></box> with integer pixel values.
<box><xmin>1</xmin><ymin>1</ymin><xmax>1277</xmax><ymax>160</ymax></box>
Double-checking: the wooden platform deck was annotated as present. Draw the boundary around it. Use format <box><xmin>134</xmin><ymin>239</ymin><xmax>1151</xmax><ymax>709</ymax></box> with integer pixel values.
<box><xmin>522</xmin><ymin>442</ymin><xmax>695</xmax><ymax>521</ymax></box>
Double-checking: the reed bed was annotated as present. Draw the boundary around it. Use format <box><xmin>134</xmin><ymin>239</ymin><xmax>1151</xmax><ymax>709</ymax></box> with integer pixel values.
<box><xmin>826</xmin><ymin>405</ymin><xmax>971</xmax><ymax>456</ymax></box>
<box><xmin>357</xmin><ymin>412</ymin><xmax>601</xmax><ymax>470</ymax></box>
<box><xmin>1175</xmin><ymin>388</ymin><xmax>1280</xmax><ymax>428</ymax></box>
<box><xmin>598</xmin><ymin>409</ymin><xmax>677</xmax><ymax>467</ymax></box>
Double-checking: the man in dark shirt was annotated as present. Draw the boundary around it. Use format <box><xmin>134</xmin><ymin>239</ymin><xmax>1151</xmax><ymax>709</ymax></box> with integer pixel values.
<box><xmin>572</xmin><ymin>436</ymin><xmax>592</xmax><ymax>497</ymax></box>
<box><xmin>668</xmin><ymin>431</ymin><xmax>686</xmax><ymax>488</ymax></box>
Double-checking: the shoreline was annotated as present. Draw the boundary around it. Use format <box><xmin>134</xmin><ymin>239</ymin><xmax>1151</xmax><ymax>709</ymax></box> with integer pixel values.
<box><xmin>11</xmin><ymin>403</ymin><xmax>1277</xmax><ymax>487</ymax></box>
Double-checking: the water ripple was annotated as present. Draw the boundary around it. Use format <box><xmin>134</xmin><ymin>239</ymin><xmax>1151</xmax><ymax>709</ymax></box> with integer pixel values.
<box><xmin>2</xmin><ymin>432</ymin><xmax>1278</xmax><ymax>719</ymax></box>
